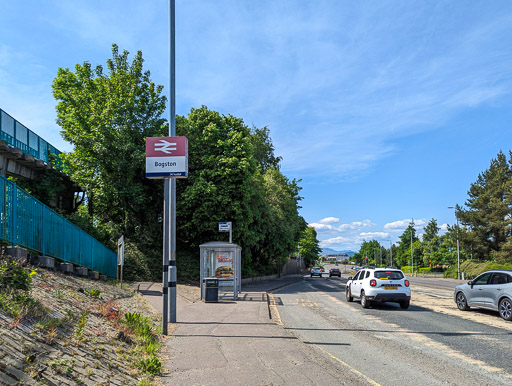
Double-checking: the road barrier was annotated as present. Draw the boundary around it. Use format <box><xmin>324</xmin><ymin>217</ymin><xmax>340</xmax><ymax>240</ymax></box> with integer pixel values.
<box><xmin>0</xmin><ymin>174</ymin><xmax>116</xmax><ymax>277</ymax></box>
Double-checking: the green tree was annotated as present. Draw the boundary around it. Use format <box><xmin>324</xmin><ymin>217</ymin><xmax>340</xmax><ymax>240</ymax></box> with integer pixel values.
<box><xmin>175</xmin><ymin>106</ymin><xmax>305</xmax><ymax>278</ymax></box>
<box><xmin>395</xmin><ymin>221</ymin><xmax>419</xmax><ymax>268</ymax></box>
<box><xmin>52</xmin><ymin>44</ymin><xmax>167</xmax><ymax>277</ymax></box>
<box><xmin>422</xmin><ymin>218</ymin><xmax>440</xmax><ymax>267</ymax></box>
<box><xmin>299</xmin><ymin>227</ymin><xmax>321</xmax><ymax>267</ymax></box>
<box><xmin>458</xmin><ymin>151</ymin><xmax>512</xmax><ymax>262</ymax></box>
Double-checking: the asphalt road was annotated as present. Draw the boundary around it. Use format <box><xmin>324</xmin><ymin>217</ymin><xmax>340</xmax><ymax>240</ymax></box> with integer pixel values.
<box><xmin>272</xmin><ymin>272</ymin><xmax>512</xmax><ymax>386</ymax></box>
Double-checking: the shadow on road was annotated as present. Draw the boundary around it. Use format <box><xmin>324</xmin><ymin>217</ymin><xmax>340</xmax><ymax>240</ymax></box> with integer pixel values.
<box><xmin>284</xmin><ymin>326</ymin><xmax>512</xmax><ymax>336</ymax></box>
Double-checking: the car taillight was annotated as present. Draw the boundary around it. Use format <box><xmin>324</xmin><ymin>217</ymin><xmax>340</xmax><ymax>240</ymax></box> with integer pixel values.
<box><xmin>370</xmin><ymin>279</ymin><xmax>376</xmax><ymax>287</ymax></box>
<box><xmin>404</xmin><ymin>280</ymin><xmax>409</xmax><ymax>287</ymax></box>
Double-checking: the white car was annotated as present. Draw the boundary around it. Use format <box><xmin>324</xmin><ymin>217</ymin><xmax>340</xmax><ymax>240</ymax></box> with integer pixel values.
<box><xmin>346</xmin><ymin>268</ymin><xmax>411</xmax><ymax>309</ymax></box>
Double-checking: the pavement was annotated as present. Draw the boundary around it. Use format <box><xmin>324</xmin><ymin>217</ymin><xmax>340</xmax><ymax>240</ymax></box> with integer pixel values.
<box><xmin>136</xmin><ymin>275</ymin><xmax>367</xmax><ymax>385</ymax></box>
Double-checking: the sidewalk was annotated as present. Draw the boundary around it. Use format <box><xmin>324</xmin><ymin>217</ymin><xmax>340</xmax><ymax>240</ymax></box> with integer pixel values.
<box><xmin>137</xmin><ymin>275</ymin><xmax>365</xmax><ymax>385</ymax></box>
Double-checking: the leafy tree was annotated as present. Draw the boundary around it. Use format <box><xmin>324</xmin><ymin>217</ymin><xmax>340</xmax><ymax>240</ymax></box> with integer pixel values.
<box><xmin>52</xmin><ymin>44</ymin><xmax>167</xmax><ymax>277</ymax></box>
<box><xmin>422</xmin><ymin>218</ymin><xmax>440</xmax><ymax>267</ymax></box>
<box><xmin>395</xmin><ymin>221</ymin><xmax>419</xmax><ymax>268</ymax></box>
<box><xmin>249</xmin><ymin>126</ymin><xmax>282</xmax><ymax>171</ymax></box>
<box><xmin>175</xmin><ymin>106</ymin><xmax>305</xmax><ymax>278</ymax></box>
<box><xmin>53</xmin><ymin>47</ymin><xmax>305</xmax><ymax>281</ymax></box>
<box><xmin>458</xmin><ymin>151</ymin><xmax>512</xmax><ymax>262</ymax></box>
<box><xmin>299</xmin><ymin>227</ymin><xmax>321</xmax><ymax>267</ymax></box>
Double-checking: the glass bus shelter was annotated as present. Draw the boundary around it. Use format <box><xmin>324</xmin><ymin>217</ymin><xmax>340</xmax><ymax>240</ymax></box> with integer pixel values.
<box><xmin>200</xmin><ymin>241</ymin><xmax>241</xmax><ymax>300</ymax></box>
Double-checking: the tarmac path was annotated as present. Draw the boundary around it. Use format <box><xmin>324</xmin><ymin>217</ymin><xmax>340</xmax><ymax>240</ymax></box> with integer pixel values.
<box><xmin>273</xmin><ymin>275</ymin><xmax>512</xmax><ymax>386</ymax></box>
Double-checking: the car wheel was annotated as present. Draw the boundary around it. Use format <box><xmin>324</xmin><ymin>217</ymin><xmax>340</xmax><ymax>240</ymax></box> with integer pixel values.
<box><xmin>361</xmin><ymin>291</ymin><xmax>370</xmax><ymax>309</ymax></box>
<box><xmin>400</xmin><ymin>300</ymin><xmax>410</xmax><ymax>309</ymax></box>
<box><xmin>346</xmin><ymin>286</ymin><xmax>353</xmax><ymax>302</ymax></box>
<box><xmin>499</xmin><ymin>297</ymin><xmax>512</xmax><ymax>321</ymax></box>
<box><xmin>456</xmin><ymin>292</ymin><xmax>470</xmax><ymax>311</ymax></box>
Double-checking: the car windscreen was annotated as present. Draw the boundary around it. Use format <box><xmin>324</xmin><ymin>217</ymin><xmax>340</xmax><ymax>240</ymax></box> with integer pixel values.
<box><xmin>374</xmin><ymin>271</ymin><xmax>404</xmax><ymax>280</ymax></box>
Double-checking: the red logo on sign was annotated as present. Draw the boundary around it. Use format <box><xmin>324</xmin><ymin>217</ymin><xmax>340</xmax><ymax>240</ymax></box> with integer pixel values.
<box><xmin>146</xmin><ymin>136</ymin><xmax>188</xmax><ymax>157</ymax></box>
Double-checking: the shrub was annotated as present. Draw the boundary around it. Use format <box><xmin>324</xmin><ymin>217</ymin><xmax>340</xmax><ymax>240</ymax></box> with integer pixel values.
<box><xmin>0</xmin><ymin>258</ymin><xmax>36</xmax><ymax>291</ymax></box>
<box><xmin>136</xmin><ymin>356</ymin><xmax>161</xmax><ymax>375</ymax></box>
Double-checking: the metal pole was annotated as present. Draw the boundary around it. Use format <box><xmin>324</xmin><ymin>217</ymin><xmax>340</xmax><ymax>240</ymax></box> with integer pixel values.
<box><xmin>162</xmin><ymin>180</ymin><xmax>170</xmax><ymax>335</ymax></box>
<box><xmin>229</xmin><ymin>222</ymin><xmax>232</xmax><ymax>244</ymax></box>
<box><xmin>168</xmin><ymin>0</ymin><xmax>177</xmax><ymax>324</ymax></box>
<box><xmin>456</xmin><ymin>211</ymin><xmax>460</xmax><ymax>280</ymax></box>
<box><xmin>410</xmin><ymin>229</ymin><xmax>413</xmax><ymax>275</ymax></box>
<box><xmin>389</xmin><ymin>241</ymin><xmax>392</xmax><ymax>267</ymax></box>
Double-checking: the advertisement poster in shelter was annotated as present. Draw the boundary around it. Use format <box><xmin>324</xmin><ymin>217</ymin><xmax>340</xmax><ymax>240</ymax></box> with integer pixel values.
<box><xmin>215</xmin><ymin>251</ymin><xmax>234</xmax><ymax>279</ymax></box>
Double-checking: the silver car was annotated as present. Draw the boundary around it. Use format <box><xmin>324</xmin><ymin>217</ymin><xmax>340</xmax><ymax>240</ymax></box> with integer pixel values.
<box><xmin>454</xmin><ymin>270</ymin><xmax>512</xmax><ymax>321</ymax></box>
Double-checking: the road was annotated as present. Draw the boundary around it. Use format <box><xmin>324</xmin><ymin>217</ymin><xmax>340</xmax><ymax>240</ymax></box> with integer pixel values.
<box><xmin>271</xmin><ymin>269</ymin><xmax>512</xmax><ymax>385</ymax></box>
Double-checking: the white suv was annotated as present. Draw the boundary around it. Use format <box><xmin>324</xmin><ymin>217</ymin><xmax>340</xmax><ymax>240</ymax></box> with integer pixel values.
<box><xmin>345</xmin><ymin>268</ymin><xmax>411</xmax><ymax>309</ymax></box>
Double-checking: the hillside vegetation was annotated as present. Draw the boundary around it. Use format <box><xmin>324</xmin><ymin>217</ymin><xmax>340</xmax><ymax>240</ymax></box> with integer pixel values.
<box><xmin>0</xmin><ymin>257</ymin><xmax>161</xmax><ymax>385</ymax></box>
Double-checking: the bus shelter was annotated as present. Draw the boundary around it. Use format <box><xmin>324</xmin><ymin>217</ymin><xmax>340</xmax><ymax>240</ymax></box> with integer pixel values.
<box><xmin>200</xmin><ymin>241</ymin><xmax>241</xmax><ymax>300</ymax></box>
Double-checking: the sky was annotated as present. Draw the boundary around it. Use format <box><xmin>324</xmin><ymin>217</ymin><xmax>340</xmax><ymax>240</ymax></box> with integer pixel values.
<box><xmin>1</xmin><ymin>1</ymin><xmax>512</xmax><ymax>252</ymax></box>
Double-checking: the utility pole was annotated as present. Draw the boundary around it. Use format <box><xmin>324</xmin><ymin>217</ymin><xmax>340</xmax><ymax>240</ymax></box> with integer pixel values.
<box><xmin>168</xmin><ymin>0</ymin><xmax>177</xmax><ymax>326</ymax></box>
<box><xmin>410</xmin><ymin>228</ymin><xmax>413</xmax><ymax>276</ymax></box>
<box><xmin>448</xmin><ymin>206</ymin><xmax>461</xmax><ymax>280</ymax></box>
<box><xmin>389</xmin><ymin>241</ymin><xmax>393</xmax><ymax>267</ymax></box>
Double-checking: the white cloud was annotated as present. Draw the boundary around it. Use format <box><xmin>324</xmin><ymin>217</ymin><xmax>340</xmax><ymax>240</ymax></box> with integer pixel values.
<box><xmin>309</xmin><ymin>223</ymin><xmax>335</xmax><ymax>232</ymax></box>
<box><xmin>384</xmin><ymin>219</ymin><xmax>427</xmax><ymax>232</ymax></box>
<box><xmin>318</xmin><ymin>217</ymin><xmax>339</xmax><ymax>224</ymax></box>
<box><xmin>321</xmin><ymin>236</ymin><xmax>352</xmax><ymax>246</ymax></box>
<box><xmin>337</xmin><ymin>220</ymin><xmax>374</xmax><ymax>232</ymax></box>
<box><xmin>360</xmin><ymin>232</ymin><xmax>389</xmax><ymax>239</ymax></box>
<box><xmin>311</xmin><ymin>219</ymin><xmax>374</xmax><ymax>234</ymax></box>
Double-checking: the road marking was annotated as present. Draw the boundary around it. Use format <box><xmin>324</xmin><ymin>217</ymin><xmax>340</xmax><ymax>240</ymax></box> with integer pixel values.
<box><xmin>268</xmin><ymin>293</ymin><xmax>283</xmax><ymax>326</ymax></box>
<box><xmin>324</xmin><ymin>293</ymin><xmax>512</xmax><ymax>379</ymax></box>
<box><xmin>314</xmin><ymin>345</ymin><xmax>381</xmax><ymax>386</ymax></box>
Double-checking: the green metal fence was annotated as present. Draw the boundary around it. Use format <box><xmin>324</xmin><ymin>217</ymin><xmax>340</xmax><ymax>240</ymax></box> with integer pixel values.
<box><xmin>0</xmin><ymin>108</ymin><xmax>64</xmax><ymax>170</ymax></box>
<box><xmin>0</xmin><ymin>175</ymin><xmax>116</xmax><ymax>277</ymax></box>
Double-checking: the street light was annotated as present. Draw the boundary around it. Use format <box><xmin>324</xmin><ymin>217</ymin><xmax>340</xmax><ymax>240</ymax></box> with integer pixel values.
<box><xmin>410</xmin><ymin>227</ymin><xmax>413</xmax><ymax>276</ymax></box>
<box><xmin>388</xmin><ymin>240</ymin><xmax>393</xmax><ymax>267</ymax></box>
<box><xmin>448</xmin><ymin>206</ymin><xmax>461</xmax><ymax>280</ymax></box>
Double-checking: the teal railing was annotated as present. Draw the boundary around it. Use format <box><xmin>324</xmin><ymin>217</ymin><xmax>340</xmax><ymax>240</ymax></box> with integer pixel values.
<box><xmin>0</xmin><ymin>175</ymin><xmax>116</xmax><ymax>277</ymax></box>
<box><xmin>0</xmin><ymin>108</ymin><xmax>64</xmax><ymax>170</ymax></box>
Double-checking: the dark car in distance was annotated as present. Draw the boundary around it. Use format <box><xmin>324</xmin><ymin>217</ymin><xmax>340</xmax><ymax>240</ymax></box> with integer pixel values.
<box><xmin>329</xmin><ymin>268</ymin><xmax>341</xmax><ymax>277</ymax></box>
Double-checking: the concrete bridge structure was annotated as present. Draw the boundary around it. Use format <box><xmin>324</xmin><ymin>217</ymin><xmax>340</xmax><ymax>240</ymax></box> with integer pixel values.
<box><xmin>0</xmin><ymin>108</ymin><xmax>79</xmax><ymax>212</ymax></box>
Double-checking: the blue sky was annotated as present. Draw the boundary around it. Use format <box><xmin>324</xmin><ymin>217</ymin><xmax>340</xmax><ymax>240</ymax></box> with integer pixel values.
<box><xmin>1</xmin><ymin>1</ymin><xmax>512</xmax><ymax>251</ymax></box>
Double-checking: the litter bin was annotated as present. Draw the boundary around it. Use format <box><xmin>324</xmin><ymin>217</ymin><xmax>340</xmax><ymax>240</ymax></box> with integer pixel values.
<box><xmin>203</xmin><ymin>278</ymin><xmax>219</xmax><ymax>302</ymax></box>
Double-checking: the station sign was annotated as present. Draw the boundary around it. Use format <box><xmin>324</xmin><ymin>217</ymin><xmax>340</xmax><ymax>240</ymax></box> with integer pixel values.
<box><xmin>218</xmin><ymin>222</ymin><xmax>232</xmax><ymax>232</ymax></box>
<box><xmin>145</xmin><ymin>136</ymin><xmax>188</xmax><ymax>178</ymax></box>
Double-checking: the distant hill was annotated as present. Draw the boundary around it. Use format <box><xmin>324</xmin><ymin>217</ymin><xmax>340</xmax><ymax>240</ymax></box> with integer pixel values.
<box><xmin>322</xmin><ymin>248</ymin><xmax>355</xmax><ymax>257</ymax></box>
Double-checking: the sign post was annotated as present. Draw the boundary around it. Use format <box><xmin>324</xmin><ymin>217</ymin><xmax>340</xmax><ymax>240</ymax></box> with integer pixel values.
<box><xmin>146</xmin><ymin>134</ymin><xmax>187</xmax><ymax>334</ymax></box>
<box><xmin>218</xmin><ymin>221</ymin><xmax>232</xmax><ymax>243</ymax></box>
<box><xmin>117</xmin><ymin>235</ymin><xmax>124</xmax><ymax>289</ymax></box>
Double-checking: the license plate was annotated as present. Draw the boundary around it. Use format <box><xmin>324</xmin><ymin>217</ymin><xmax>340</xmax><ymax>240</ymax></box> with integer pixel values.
<box><xmin>384</xmin><ymin>286</ymin><xmax>398</xmax><ymax>290</ymax></box>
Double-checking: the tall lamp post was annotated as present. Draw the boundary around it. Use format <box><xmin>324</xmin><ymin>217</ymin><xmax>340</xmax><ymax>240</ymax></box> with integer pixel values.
<box><xmin>410</xmin><ymin>228</ymin><xmax>413</xmax><ymax>276</ymax></box>
<box><xmin>448</xmin><ymin>206</ymin><xmax>461</xmax><ymax>280</ymax></box>
<box><xmin>388</xmin><ymin>240</ymin><xmax>393</xmax><ymax>267</ymax></box>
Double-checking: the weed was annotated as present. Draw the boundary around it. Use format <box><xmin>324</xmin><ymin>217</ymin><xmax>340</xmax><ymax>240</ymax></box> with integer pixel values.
<box><xmin>122</xmin><ymin>312</ymin><xmax>157</xmax><ymax>345</ymax></box>
<box><xmin>136</xmin><ymin>356</ymin><xmax>161</xmax><ymax>375</ymax></box>
<box><xmin>56</xmin><ymin>289</ymin><xmax>64</xmax><ymax>299</ymax></box>
<box><xmin>88</xmin><ymin>289</ymin><xmax>100</xmax><ymax>298</ymax></box>
<box><xmin>36</xmin><ymin>316</ymin><xmax>62</xmax><ymax>330</ymax></box>
<box><xmin>50</xmin><ymin>359</ymin><xmax>73</xmax><ymax>375</ymax></box>
<box><xmin>45</xmin><ymin>327</ymin><xmax>58</xmax><ymax>345</ymax></box>
<box><xmin>74</xmin><ymin>310</ymin><xmax>88</xmax><ymax>343</ymax></box>
<box><xmin>0</xmin><ymin>258</ymin><xmax>36</xmax><ymax>291</ymax></box>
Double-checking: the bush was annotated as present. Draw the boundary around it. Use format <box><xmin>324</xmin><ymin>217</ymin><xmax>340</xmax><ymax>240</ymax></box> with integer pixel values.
<box><xmin>453</xmin><ymin>260</ymin><xmax>512</xmax><ymax>279</ymax></box>
<box><xmin>123</xmin><ymin>242</ymin><xmax>155</xmax><ymax>281</ymax></box>
<box><xmin>0</xmin><ymin>257</ymin><xmax>36</xmax><ymax>291</ymax></box>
